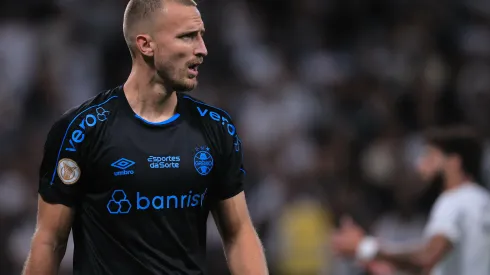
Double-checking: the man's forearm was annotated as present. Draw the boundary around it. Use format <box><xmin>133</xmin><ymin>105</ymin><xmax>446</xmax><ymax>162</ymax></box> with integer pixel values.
<box><xmin>355</xmin><ymin>236</ymin><xmax>426</xmax><ymax>272</ymax></box>
<box><xmin>223</xmin><ymin>226</ymin><xmax>268</xmax><ymax>275</ymax></box>
<box><xmin>23</xmin><ymin>238</ymin><xmax>67</xmax><ymax>275</ymax></box>
<box><xmin>375</xmin><ymin>249</ymin><xmax>425</xmax><ymax>273</ymax></box>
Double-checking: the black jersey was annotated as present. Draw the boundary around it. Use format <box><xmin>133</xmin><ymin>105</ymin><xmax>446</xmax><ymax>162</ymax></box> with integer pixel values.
<box><xmin>38</xmin><ymin>86</ymin><xmax>245</xmax><ymax>275</ymax></box>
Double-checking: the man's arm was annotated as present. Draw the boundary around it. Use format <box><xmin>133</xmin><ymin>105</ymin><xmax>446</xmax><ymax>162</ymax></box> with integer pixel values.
<box><xmin>24</xmin><ymin>109</ymin><xmax>88</xmax><ymax>274</ymax></box>
<box><xmin>23</xmin><ymin>196</ymin><xmax>74</xmax><ymax>275</ymax></box>
<box><xmin>212</xmin><ymin>192</ymin><xmax>268</xmax><ymax>275</ymax></box>
<box><xmin>376</xmin><ymin>192</ymin><xmax>462</xmax><ymax>273</ymax></box>
<box><xmin>373</xmin><ymin>234</ymin><xmax>452</xmax><ymax>273</ymax></box>
<box><xmin>333</xmin><ymin>217</ymin><xmax>453</xmax><ymax>274</ymax></box>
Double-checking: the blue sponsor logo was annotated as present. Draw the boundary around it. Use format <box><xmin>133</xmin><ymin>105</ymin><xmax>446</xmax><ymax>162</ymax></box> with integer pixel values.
<box><xmin>65</xmin><ymin>107</ymin><xmax>110</xmax><ymax>152</ymax></box>
<box><xmin>194</xmin><ymin>146</ymin><xmax>213</xmax><ymax>176</ymax></box>
<box><xmin>107</xmin><ymin>190</ymin><xmax>132</xmax><ymax>214</ymax></box>
<box><xmin>107</xmin><ymin>189</ymin><xmax>207</xmax><ymax>214</ymax></box>
<box><xmin>197</xmin><ymin>107</ymin><xmax>236</xmax><ymax>136</ymax></box>
<box><xmin>147</xmin><ymin>155</ymin><xmax>180</xmax><ymax>169</ymax></box>
<box><xmin>111</xmin><ymin>158</ymin><xmax>135</xmax><ymax>176</ymax></box>
<box><xmin>137</xmin><ymin>189</ymin><xmax>207</xmax><ymax>210</ymax></box>
<box><xmin>234</xmin><ymin>136</ymin><xmax>242</xmax><ymax>152</ymax></box>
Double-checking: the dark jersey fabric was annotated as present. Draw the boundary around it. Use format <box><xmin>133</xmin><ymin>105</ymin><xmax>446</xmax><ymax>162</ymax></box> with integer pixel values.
<box><xmin>38</xmin><ymin>86</ymin><xmax>245</xmax><ymax>275</ymax></box>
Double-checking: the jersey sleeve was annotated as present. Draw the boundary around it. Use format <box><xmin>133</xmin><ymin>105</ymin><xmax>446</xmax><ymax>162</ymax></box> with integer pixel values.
<box><xmin>424</xmin><ymin>195</ymin><xmax>462</xmax><ymax>244</ymax></box>
<box><xmin>216</xmin><ymin>126</ymin><xmax>246</xmax><ymax>200</ymax></box>
<box><xmin>38</xmin><ymin>115</ymin><xmax>86</xmax><ymax>207</ymax></box>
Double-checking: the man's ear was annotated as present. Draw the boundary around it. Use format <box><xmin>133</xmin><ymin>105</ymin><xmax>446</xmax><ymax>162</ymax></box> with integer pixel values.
<box><xmin>135</xmin><ymin>34</ymin><xmax>154</xmax><ymax>57</ymax></box>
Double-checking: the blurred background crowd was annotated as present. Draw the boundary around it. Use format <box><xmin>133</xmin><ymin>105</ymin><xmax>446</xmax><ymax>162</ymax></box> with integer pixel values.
<box><xmin>1</xmin><ymin>0</ymin><xmax>490</xmax><ymax>274</ymax></box>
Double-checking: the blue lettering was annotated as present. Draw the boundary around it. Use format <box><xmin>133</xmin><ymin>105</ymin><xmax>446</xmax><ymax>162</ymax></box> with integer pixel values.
<box><xmin>210</xmin><ymin>111</ymin><xmax>220</xmax><ymax>121</ymax></box>
<box><xmin>85</xmin><ymin>114</ymin><xmax>97</xmax><ymax>127</ymax></box>
<box><xmin>78</xmin><ymin>119</ymin><xmax>86</xmax><ymax>130</ymax></box>
<box><xmin>167</xmin><ymin>195</ymin><xmax>178</xmax><ymax>208</ymax></box>
<box><xmin>72</xmin><ymin>130</ymin><xmax>85</xmax><ymax>143</ymax></box>
<box><xmin>147</xmin><ymin>155</ymin><xmax>181</xmax><ymax>169</ymax></box>
<box><xmin>195</xmin><ymin>106</ymin><xmax>237</xmax><ymax>137</ymax></box>
<box><xmin>200</xmin><ymin>189</ymin><xmax>207</xmax><ymax>206</ymax></box>
<box><xmin>191</xmin><ymin>194</ymin><xmax>200</xmax><ymax>206</ymax></box>
<box><xmin>115</xmin><ymin>190</ymin><xmax>207</xmax><ymax>214</ymax></box>
<box><xmin>137</xmin><ymin>192</ymin><xmax>150</xmax><ymax>210</ymax></box>
<box><xmin>114</xmin><ymin>170</ymin><xmax>134</xmax><ymax>176</ymax></box>
<box><xmin>187</xmin><ymin>191</ymin><xmax>193</xmax><ymax>206</ymax></box>
<box><xmin>180</xmin><ymin>195</ymin><xmax>187</xmax><ymax>208</ymax></box>
<box><xmin>65</xmin><ymin>112</ymin><xmax>106</xmax><ymax>152</ymax></box>
<box><xmin>152</xmin><ymin>196</ymin><xmax>165</xmax><ymax>209</ymax></box>
<box><xmin>65</xmin><ymin>139</ymin><xmax>76</xmax><ymax>152</ymax></box>
<box><xmin>159</xmin><ymin>162</ymin><xmax>179</xmax><ymax>168</ymax></box>
<box><xmin>197</xmin><ymin>106</ymin><xmax>208</xmax><ymax>117</ymax></box>
<box><xmin>227</xmin><ymin>124</ymin><xmax>236</xmax><ymax>136</ymax></box>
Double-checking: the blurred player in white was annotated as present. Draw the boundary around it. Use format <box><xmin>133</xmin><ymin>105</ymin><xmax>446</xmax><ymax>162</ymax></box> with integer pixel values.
<box><xmin>333</xmin><ymin>126</ymin><xmax>490</xmax><ymax>275</ymax></box>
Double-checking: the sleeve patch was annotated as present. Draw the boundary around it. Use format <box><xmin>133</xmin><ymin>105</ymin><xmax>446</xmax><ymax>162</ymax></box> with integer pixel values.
<box><xmin>57</xmin><ymin>158</ymin><xmax>81</xmax><ymax>185</ymax></box>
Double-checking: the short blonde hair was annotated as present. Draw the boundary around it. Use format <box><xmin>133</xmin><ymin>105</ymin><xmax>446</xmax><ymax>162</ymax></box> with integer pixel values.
<box><xmin>123</xmin><ymin>0</ymin><xmax>198</xmax><ymax>57</ymax></box>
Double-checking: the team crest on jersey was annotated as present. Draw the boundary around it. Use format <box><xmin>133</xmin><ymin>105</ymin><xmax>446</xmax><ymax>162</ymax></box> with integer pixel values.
<box><xmin>57</xmin><ymin>158</ymin><xmax>80</xmax><ymax>185</ymax></box>
<box><xmin>193</xmin><ymin>146</ymin><xmax>214</xmax><ymax>176</ymax></box>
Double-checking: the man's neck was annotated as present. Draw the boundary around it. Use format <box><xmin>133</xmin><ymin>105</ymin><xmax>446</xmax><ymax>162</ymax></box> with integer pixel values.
<box><xmin>124</xmin><ymin>66</ymin><xmax>178</xmax><ymax>123</ymax></box>
<box><xmin>444</xmin><ymin>173</ymin><xmax>472</xmax><ymax>191</ymax></box>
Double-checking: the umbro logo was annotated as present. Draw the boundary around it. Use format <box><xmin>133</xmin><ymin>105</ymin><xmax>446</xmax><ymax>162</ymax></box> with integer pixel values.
<box><xmin>111</xmin><ymin>158</ymin><xmax>135</xmax><ymax>176</ymax></box>
<box><xmin>111</xmin><ymin>158</ymin><xmax>135</xmax><ymax>170</ymax></box>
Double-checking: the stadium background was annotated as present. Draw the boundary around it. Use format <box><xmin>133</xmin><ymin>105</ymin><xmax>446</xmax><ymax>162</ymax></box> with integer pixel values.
<box><xmin>1</xmin><ymin>0</ymin><xmax>490</xmax><ymax>274</ymax></box>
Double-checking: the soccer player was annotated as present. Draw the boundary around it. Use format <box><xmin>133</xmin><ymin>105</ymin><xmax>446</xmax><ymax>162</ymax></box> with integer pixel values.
<box><xmin>22</xmin><ymin>0</ymin><xmax>268</xmax><ymax>274</ymax></box>
<box><xmin>332</xmin><ymin>126</ymin><xmax>490</xmax><ymax>275</ymax></box>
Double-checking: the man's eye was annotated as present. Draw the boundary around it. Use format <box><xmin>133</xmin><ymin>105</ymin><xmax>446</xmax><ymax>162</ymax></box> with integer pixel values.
<box><xmin>181</xmin><ymin>33</ymin><xmax>196</xmax><ymax>40</ymax></box>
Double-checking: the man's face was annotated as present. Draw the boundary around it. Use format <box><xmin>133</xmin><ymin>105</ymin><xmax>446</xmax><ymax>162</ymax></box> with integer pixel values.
<box><xmin>151</xmin><ymin>2</ymin><xmax>207</xmax><ymax>92</ymax></box>
<box><xmin>417</xmin><ymin>145</ymin><xmax>445</xmax><ymax>182</ymax></box>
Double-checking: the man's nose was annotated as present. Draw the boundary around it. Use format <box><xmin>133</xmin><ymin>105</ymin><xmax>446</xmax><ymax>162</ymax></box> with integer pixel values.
<box><xmin>194</xmin><ymin>36</ymin><xmax>208</xmax><ymax>57</ymax></box>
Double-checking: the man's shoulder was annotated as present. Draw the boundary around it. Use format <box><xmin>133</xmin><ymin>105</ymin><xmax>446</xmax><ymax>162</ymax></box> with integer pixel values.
<box><xmin>51</xmin><ymin>87</ymin><xmax>120</xmax><ymax>132</ymax></box>
<box><xmin>180</xmin><ymin>94</ymin><xmax>234</xmax><ymax>121</ymax></box>
<box><xmin>180</xmin><ymin>94</ymin><xmax>239</xmax><ymax>142</ymax></box>
<box><xmin>447</xmin><ymin>185</ymin><xmax>489</xmax><ymax>201</ymax></box>
<box><xmin>434</xmin><ymin>185</ymin><xmax>490</xmax><ymax>213</ymax></box>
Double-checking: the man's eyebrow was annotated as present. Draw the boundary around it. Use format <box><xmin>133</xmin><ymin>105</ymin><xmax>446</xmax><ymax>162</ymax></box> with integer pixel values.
<box><xmin>178</xmin><ymin>28</ymin><xmax>205</xmax><ymax>36</ymax></box>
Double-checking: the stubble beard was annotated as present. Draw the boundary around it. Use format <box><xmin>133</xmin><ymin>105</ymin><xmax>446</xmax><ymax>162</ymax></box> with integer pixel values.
<box><xmin>157</xmin><ymin>62</ymin><xmax>197</xmax><ymax>93</ymax></box>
